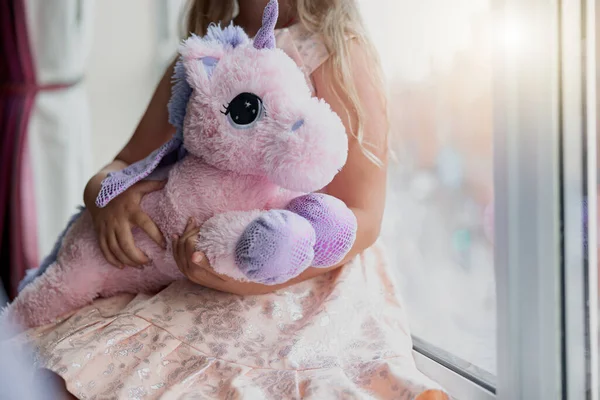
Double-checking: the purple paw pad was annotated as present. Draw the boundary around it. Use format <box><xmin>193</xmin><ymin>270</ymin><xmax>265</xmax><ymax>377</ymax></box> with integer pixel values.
<box><xmin>286</xmin><ymin>194</ymin><xmax>357</xmax><ymax>267</ymax></box>
<box><xmin>235</xmin><ymin>210</ymin><xmax>316</xmax><ymax>284</ymax></box>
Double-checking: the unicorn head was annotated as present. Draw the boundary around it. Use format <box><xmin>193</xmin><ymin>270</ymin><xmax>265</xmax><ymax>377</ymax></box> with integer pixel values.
<box><xmin>168</xmin><ymin>0</ymin><xmax>348</xmax><ymax>193</ymax></box>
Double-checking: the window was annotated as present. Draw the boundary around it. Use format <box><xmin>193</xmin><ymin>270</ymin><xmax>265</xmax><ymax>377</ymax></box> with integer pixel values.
<box><xmin>366</xmin><ymin>0</ymin><xmax>599</xmax><ymax>398</ymax></box>
<box><xmin>367</xmin><ymin>0</ymin><xmax>496</xmax><ymax>387</ymax></box>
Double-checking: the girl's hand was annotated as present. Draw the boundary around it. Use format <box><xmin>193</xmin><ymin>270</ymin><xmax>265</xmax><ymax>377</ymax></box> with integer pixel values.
<box><xmin>89</xmin><ymin>180</ymin><xmax>167</xmax><ymax>268</ymax></box>
<box><xmin>172</xmin><ymin>218</ymin><xmax>205</xmax><ymax>281</ymax></box>
<box><xmin>172</xmin><ymin>218</ymin><xmax>226</xmax><ymax>284</ymax></box>
<box><xmin>172</xmin><ymin>218</ymin><xmax>275</xmax><ymax>296</ymax></box>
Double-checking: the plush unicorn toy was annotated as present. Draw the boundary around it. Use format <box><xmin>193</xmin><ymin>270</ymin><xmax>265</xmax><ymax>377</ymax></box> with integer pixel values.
<box><xmin>4</xmin><ymin>0</ymin><xmax>356</xmax><ymax>329</ymax></box>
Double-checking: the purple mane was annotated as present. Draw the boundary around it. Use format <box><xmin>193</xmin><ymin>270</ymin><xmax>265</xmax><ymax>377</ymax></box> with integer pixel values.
<box><xmin>205</xmin><ymin>23</ymin><xmax>249</xmax><ymax>48</ymax></box>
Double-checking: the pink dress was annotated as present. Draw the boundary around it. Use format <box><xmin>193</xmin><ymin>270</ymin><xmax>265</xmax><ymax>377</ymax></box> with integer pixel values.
<box><xmin>8</xmin><ymin>25</ymin><xmax>448</xmax><ymax>400</ymax></box>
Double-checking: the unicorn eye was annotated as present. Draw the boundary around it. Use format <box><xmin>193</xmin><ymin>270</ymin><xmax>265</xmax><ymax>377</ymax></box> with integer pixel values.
<box><xmin>221</xmin><ymin>92</ymin><xmax>264</xmax><ymax>129</ymax></box>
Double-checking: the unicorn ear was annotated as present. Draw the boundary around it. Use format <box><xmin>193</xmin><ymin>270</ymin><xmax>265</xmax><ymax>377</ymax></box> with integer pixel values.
<box><xmin>180</xmin><ymin>33</ymin><xmax>224</xmax><ymax>60</ymax></box>
<box><xmin>179</xmin><ymin>34</ymin><xmax>224</xmax><ymax>87</ymax></box>
<box><xmin>200</xmin><ymin>56</ymin><xmax>219</xmax><ymax>80</ymax></box>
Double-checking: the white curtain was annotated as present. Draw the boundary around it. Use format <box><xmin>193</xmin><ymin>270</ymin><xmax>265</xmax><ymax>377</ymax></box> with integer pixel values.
<box><xmin>24</xmin><ymin>0</ymin><xmax>95</xmax><ymax>259</ymax></box>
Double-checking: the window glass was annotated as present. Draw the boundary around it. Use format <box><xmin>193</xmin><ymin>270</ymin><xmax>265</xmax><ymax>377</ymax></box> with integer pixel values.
<box><xmin>362</xmin><ymin>0</ymin><xmax>497</xmax><ymax>383</ymax></box>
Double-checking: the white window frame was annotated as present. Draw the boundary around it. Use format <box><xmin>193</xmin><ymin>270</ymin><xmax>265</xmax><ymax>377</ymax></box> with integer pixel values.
<box><xmin>411</xmin><ymin>0</ymin><xmax>598</xmax><ymax>399</ymax></box>
<box><xmin>561</xmin><ymin>0</ymin><xmax>598</xmax><ymax>398</ymax></box>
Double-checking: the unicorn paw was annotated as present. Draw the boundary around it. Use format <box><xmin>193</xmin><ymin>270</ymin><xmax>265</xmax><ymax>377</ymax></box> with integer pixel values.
<box><xmin>235</xmin><ymin>210</ymin><xmax>315</xmax><ymax>284</ymax></box>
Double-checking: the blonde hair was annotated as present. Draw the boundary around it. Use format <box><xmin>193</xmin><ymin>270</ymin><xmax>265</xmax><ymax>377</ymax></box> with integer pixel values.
<box><xmin>184</xmin><ymin>0</ymin><xmax>387</xmax><ymax>165</ymax></box>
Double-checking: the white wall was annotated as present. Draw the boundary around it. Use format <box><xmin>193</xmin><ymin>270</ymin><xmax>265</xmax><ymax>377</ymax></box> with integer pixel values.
<box><xmin>85</xmin><ymin>0</ymin><xmax>180</xmax><ymax>171</ymax></box>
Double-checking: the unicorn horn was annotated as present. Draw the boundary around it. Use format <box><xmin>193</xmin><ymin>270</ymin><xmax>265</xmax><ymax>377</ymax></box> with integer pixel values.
<box><xmin>253</xmin><ymin>0</ymin><xmax>278</xmax><ymax>49</ymax></box>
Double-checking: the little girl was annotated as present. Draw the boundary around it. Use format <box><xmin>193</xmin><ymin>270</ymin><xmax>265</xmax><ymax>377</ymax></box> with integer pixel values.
<box><xmin>18</xmin><ymin>0</ymin><xmax>448</xmax><ymax>398</ymax></box>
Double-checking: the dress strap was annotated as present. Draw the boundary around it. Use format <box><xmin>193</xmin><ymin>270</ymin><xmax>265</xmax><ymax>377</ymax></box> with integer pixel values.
<box><xmin>275</xmin><ymin>24</ymin><xmax>330</xmax><ymax>94</ymax></box>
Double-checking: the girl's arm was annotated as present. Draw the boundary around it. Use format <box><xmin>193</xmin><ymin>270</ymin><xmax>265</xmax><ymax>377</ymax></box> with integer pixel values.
<box><xmin>84</xmin><ymin>60</ymin><xmax>177</xmax><ymax>267</ymax></box>
<box><xmin>310</xmin><ymin>39</ymin><xmax>389</xmax><ymax>263</ymax></box>
<box><xmin>175</xmin><ymin>40</ymin><xmax>389</xmax><ymax>295</ymax></box>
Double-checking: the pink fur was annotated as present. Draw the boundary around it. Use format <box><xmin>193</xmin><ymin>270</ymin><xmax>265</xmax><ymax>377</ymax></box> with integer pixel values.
<box><xmin>3</xmin><ymin>25</ymin><xmax>351</xmax><ymax>330</ymax></box>
<box><xmin>184</xmin><ymin>44</ymin><xmax>347</xmax><ymax>190</ymax></box>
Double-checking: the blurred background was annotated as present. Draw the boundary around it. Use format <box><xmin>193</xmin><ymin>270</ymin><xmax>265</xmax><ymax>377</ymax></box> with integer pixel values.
<box><xmin>1</xmin><ymin>0</ymin><xmax>496</xmax><ymax>387</ymax></box>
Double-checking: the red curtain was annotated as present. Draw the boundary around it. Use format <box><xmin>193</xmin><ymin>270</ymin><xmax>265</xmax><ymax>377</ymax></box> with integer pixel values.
<box><xmin>0</xmin><ymin>0</ymin><xmax>39</xmax><ymax>299</ymax></box>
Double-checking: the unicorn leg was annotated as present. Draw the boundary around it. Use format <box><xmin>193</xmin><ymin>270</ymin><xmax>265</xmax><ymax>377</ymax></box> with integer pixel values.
<box><xmin>18</xmin><ymin>207</ymin><xmax>85</xmax><ymax>292</ymax></box>
<box><xmin>197</xmin><ymin>210</ymin><xmax>316</xmax><ymax>285</ymax></box>
<box><xmin>286</xmin><ymin>194</ymin><xmax>357</xmax><ymax>267</ymax></box>
<box><xmin>3</xmin><ymin>212</ymin><xmax>169</xmax><ymax>329</ymax></box>
<box><xmin>6</xmin><ymin>253</ymin><xmax>109</xmax><ymax>329</ymax></box>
